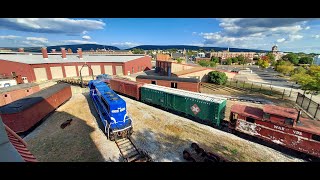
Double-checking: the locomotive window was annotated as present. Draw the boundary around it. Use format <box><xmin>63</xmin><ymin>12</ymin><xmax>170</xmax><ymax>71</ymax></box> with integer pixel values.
<box><xmin>263</xmin><ymin>113</ymin><xmax>270</xmax><ymax>120</ymax></box>
<box><xmin>284</xmin><ymin>118</ymin><xmax>293</xmax><ymax>125</ymax></box>
<box><xmin>246</xmin><ymin>117</ymin><xmax>255</xmax><ymax>123</ymax></box>
<box><xmin>312</xmin><ymin>134</ymin><xmax>320</xmax><ymax>142</ymax></box>
<box><xmin>171</xmin><ymin>82</ymin><xmax>177</xmax><ymax>88</ymax></box>
<box><xmin>152</xmin><ymin>81</ymin><xmax>156</xmax><ymax>85</ymax></box>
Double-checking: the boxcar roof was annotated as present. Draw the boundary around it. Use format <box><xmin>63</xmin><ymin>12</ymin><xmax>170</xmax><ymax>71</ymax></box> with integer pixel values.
<box><xmin>94</xmin><ymin>81</ymin><xmax>125</xmax><ymax>106</ymax></box>
<box><xmin>0</xmin><ymin>83</ymin><xmax>70</xmax><ymax>114</ymax></box>
<box><xmin>142</xmin><ymin>84</ymin><xmax>226</xmax><ymax>104</ymax></box>
<box><xmin>230</xmin><ymin>104</ymin><xmax>264</xmax><ymax>120</ymax></box>
<box><xmin>136</xmin><ymin>75</ymin><xmax>200</xmax><ymax>83</ymax></box>
<box><xmin>295</xmin><ymin>118</ymin><xmax>320</xmax><ymax>135</ymax></box>
<box><xmin>111</xmin><ymin>78</ymin><xmax>145</xmax><ymax>85</ymax></box>
<box><xmin>0</xmin><ymin>83</ymin><xmax>38</xmax><ymax>94</ymax></box>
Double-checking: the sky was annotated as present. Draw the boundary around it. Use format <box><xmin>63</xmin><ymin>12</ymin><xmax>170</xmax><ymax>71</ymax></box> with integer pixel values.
<box><xmin>0</xmin><ymin>18</ymin><xmax>320</xmax><ymax>53</ymax></box>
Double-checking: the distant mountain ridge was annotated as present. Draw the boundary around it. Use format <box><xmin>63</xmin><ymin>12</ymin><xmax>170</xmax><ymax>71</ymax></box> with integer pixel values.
<box><xmin>1</xmin><ymin>44</ymin><xmax>120</xmax><ymax>52</ymax></box>
<box><xmin>1</xmin><ymin>44</ymin><xmax>268</xmax><ymax>53</ymax></box>
<box><xmin>126</xmin><ymin>45</ymin><xmax>268</xmax><ymax>53</ymax></box>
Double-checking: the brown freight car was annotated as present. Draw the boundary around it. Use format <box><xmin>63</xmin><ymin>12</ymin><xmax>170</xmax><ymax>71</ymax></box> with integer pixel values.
<box><xmin>0</xmin><ymin>83</ymin><xmax>40</xmax><ymax>106</ymax></box>
<box><xmin>229</xmin><ymin>104</ymin><xmax>320</xmax><ymax>158</ymax></box>
<box><xmin>0</xmin><ymin>83</ymin><xmax>71</xmax><ymax>133</ymax></box>
<box><xmin>109</xmin><ymin>78</ymin><xmax>145</xmax><ymax>100</ymax></box>
<box><xmin>136</xmin><ymin>75</ymin><xmax>200</xmax><ymax>92</ymax></box>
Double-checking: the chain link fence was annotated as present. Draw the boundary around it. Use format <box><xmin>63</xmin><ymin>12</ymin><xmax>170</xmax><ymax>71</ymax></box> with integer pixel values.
<box><xmin>296</xmin><ymin>92</ymin><xmax>320</xmax><ymax>120</ymax></box>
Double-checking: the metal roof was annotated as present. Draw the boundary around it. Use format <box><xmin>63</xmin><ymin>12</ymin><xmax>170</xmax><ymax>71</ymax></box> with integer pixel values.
<box><xmin>142</xmin><ymin>84</ymin><xmax>226</xmax><ymax>104</ymax></box>
<box><xmin>136</xmin><ymin>75</ymin><xmax>200</xmax><ymax>83</ymax></box>
<box><xmin>0</xmin><ymin>54</ymin><xmax>145</xmax><ymax>64</ymax></box>
<box><xmin>0</xmin><ymin>83</ymin><xmax>70</xmax><ymax>114</ymax></box>
<box><xmin>0</xmin><ymin>83</ymin><xmax>38</xmax><ymax>94</ymax></box>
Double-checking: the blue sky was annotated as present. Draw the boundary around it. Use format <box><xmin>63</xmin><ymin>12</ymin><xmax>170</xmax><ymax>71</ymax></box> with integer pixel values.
<box><xmin>0</xmin><ymin>18</ymin><xmax>320</xmax><ymax>53</ymax></box>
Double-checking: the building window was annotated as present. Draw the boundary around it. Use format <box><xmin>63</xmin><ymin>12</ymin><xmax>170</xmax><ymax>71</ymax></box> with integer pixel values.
<box><xmin>141</xmin><ymin>66</ymin><xmax>144</xmax><ymax>71</ymax></box>
<box><xmin>151</xmin><ymin>80</ymin><xmax>156</xmax><ymax>85</ymax></box>
<box><xmin>132</xmin><ymin>67</ymin><xmax>134</xmax><ymax>73</ymax></box>
<box><xmin>171</xmin><ymin>82</ymin><xmax>177</xmax><ymax>88</ymax></box>
<box><xmin>312</xmin><ymin>134</ymin><xmax>320</xmax><ymax>142</ymax></box>
<box><xmin>11</xmin><ymin>72</ymin><xmax>16</xmax><ymax>77</ymax></box>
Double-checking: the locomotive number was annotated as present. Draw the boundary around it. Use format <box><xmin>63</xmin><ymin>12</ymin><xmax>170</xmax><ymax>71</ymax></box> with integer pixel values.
<box><xmin>111</xmin><ymin>107</ymin><xmax>126</xmax><ymax>113</ymax></box>
<box><xmin>274</xmin><ymin>125</ymin><xmax>285</xmax><ymax>131</ymax></box>
<box><xmin>293</xmin><ymin>130</ymin><xmax>302</xmax><ymax>136</ymax></box>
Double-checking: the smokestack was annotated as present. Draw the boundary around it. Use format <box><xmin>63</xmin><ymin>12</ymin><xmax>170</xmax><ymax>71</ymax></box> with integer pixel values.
<box><xmin>61</xmin><ymin>47</ymin><xmax>66</xmax><ymax>59</ymax></box>
<box><xmin>18</xmin><ymin>48</ymin><xmax>24</xmax><ymax>52</ymax></box>
<box><xmin>77</xmin><ymin>48</ymin><xmax>83</xmax><ymax>59</ymax></box>
<box><xmin>296</xmin><ymin>109</ymin><xmax>302</xmax><ymax>124</ymax></box>
<box><xmin>41</xmin><ymin>47</ymin><xmax>48</xmax><ymax>59</ymax></box>
<box><xmin>51</xmin><ymin>49</ymin><xmax>56</xmax><ymax>53</ymax></box>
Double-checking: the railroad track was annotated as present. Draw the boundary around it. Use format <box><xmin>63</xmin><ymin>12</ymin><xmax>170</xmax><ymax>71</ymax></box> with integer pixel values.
<box><xmin>115</xmin><ymin>137</ymin><xmax>153</xmax><ymax>162</ymax></box>
<box><xmin>200</xmin><ymin>83</ymin><xmax>272</xmax><ymax>104</ymax></box>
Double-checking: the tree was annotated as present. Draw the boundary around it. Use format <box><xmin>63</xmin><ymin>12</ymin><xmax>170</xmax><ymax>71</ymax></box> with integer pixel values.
<box><xmin>276</xmin><ymin>61</ymin><xmax>295</xmax><ymax>75</ymax></box>
<box><xmin>210</xmin><ymin>56</ymin><xmax>219</xmax><ymax>63</ymax></box>
<box><xmin>176</xmin><ymin>58</ymin><xmax>183</xmax><ymax>64</ymax></box>
<box><xmin>237</xmin><ymin>55</ymin><xmax>245</xmax><ymax>65</ymax></box>
<box><xmin>293</xmin><ymin>66</ymin><xmax>307</xmax><ymax>75</ymax></box>
<box><xmin>231</xmin><ymin>57</ymin><xmax>238</xmax><ymax>64</ymax></box>
<box><xmin>257</xmin><ymin>59</ymin><xmax>269</xmax><ymax>69</ymax></box>
<box><xmin>198</xmin><ymin>60</ymin><xmax>210</xmax><ymax>67</ymax></box>
<box><xmin>266</xmin><ymin>52</ymin><xmax>275</xmax><ymax>62</ymax></box>
<box><xmin>226</xmin><ymin>58</ymin><xmax>232</xmax><ymax>65</ymax></box>
<box><xmin>208</xmin><ymin>71</ymin><xmax>228</xmax><ymax>85</ymax></box>
<box><xmin>299</xmin><ymin>57</ymin><xmax>314</xmax><ymax>64</ymax></box>
<box><xmin>282</xmin><ymin>53</ymin><xmax>299</xmax><ymax>65</ymax></box>
<box><xmin>132</xmin><ymin>48</ymin><xmax>144</xmax><ymax>54</ymax></box>
<box><xmin>209</xmin><ymin>61</ymin><xmax>217</xmax><ymax>67</ymax></box>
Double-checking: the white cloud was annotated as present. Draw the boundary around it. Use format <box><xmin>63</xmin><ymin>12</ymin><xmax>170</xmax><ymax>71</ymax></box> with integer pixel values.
<box><xmin>0</xmin><ymin>18</ymin><xmax>105</xmax><ymax>34</ymax></box>
<box><xmin>111</xmin><ymin>42</ymin><xmax>139</xmax><ymax>48</ymax></box>
<box><xmin>288</xmin><ymin>34</ymin><xmax>303</xmax><ymax>41</ymax></box>
<box><xmin>277</xmin><ymin>38</ymin><xmax>286</xmax><ymax>43</ymax></box>
<box><xmin>192</xmin><ymin>32</ymin><xmax>197</xmax><ymax>35</ymax></box>
<box><xmin>82</xmin><ymin>35</ymin><xmax>91</xmax><ymax>40</ymax></box>
<box><xmin>26</xmin><ymin>37</ymin><xmax>48</xmax><ymax>43</ymax></box>
<box><xmin>312</xmin><ymin>35</ymin><xmax>320</xmax><ymax>39</ymax></box>
<box><xmin>0</xmin><ymin>35</ymin><xmax>21</xmax><ymax>39</ymax></box>
<box><xmin>82</xmin><ymin>31</ymin><xmax>88</xmax><ymax>34</ymax></box>
<box><xmin>63</xmin><ymin>40</ymin><xmax>97</xmax><ymax>44</ymax></box>
<box><xmin>305</xmin><ymin>26</ymin><xmax>310</xmax><ymax>30</ymax></box>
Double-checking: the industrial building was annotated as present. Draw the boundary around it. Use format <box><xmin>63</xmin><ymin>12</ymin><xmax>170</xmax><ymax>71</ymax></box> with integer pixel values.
<box><xmin>0</xmin><ymin>47</ymin><xmax>152</xmax><ymax>83</ymax></box>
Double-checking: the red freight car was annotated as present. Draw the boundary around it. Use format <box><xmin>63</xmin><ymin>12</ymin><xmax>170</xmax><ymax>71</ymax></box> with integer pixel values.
<box><xmin>109</xmin><ymin>78</ymin><xmax>145</xmax><ymax>100</ymax></box>
<box><xmin>0</xmin><ymin>83</ymin><xmax>71</xmax><ymax>133</ymax></box>
<box><xmin>229</xmin><ymin>104</ymin><xmax>320</xmax><ymax>158</ymax></box>
<box><xmin>0</xmin><ymin>83</ymin><xmax>40</xmax><ymax>106</ymax></box>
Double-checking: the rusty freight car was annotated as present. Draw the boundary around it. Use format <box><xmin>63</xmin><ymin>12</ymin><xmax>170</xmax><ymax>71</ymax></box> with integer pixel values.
<box><xmin>229</xmin><ymin>104</ymin><xmax>320</xmax><ymax>158</ymax></box>
<box><xmin>109</xmin><ymin>78</ymin><xmax>145</xmax><ymax>100</ymax></box>
<box><xmin>136</xmin><ymin>75</ymin><xmax>200</xmax><ymax>92</ymax></box>
<box><xmin>0</xmin><ymin>83</ymin><xmax>40</xmax><ymax>106</ymax></box>
<box><xmin>0</xmin><ymin>83</ymin><xmax>71</xmax><ymax>133</ymax></box>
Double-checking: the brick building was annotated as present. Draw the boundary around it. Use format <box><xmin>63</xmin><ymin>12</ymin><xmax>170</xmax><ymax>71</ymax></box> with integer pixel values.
<box><xmin>0</xmin><ymin>47</ymin><xmax>152</xmax><ymax>83</ymax></box>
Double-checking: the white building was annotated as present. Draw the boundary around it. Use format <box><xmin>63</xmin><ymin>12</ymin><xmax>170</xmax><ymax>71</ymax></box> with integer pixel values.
<box><xmin>314</xmin><ymin>55</ymin><xmax>320</xmax><ymax>65</ymax></box>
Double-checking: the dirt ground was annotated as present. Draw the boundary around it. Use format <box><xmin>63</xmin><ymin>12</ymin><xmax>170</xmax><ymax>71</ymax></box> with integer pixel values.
<box><xmin>23</xmin><ymin>86</ymin><xmax>304</xmax><ymax>162</ymax></box>
<box><xmin>24</xmin><ymin>93</ymin><xmax>122</xmax><ymax>162</ymax></box>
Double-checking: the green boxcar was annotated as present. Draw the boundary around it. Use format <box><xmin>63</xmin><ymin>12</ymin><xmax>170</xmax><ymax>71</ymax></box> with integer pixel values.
<box><xmin>141</xmin><ymin>84</ymin><xmax>227</xmax><ymax>126</ymax></box>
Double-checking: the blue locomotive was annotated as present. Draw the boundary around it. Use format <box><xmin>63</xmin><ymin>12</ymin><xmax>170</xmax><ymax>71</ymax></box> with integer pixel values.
<box><xmin>88</xmin><ymin>80</ymin><xmax>133</xmax><ymax>140</ymax></box>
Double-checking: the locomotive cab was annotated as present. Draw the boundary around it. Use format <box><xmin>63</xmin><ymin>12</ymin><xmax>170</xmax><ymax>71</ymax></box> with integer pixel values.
<box><xmin>89</xmin><ymin>80</ymin><xmax>133</xmax><ymax>141</ymax></box>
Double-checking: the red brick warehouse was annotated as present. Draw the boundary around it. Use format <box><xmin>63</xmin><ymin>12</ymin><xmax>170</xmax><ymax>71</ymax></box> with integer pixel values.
<box><xmin>0</xmin><ymin>47</ymin><xmax>152</xmax><ymax>83</ymax></box>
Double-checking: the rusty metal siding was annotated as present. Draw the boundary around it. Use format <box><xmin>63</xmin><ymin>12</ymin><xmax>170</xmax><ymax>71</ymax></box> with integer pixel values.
<box><xmin>110</xmin><ymin>78</ymin><xmax>144</xmax><ymax>100</ymax></box>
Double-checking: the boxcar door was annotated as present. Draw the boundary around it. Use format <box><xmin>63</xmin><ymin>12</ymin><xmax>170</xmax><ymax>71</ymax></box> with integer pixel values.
<box><xmin>167</xmin><ymin>93</ymin><xmax>174</xmax><ymax>110</ymax></box>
